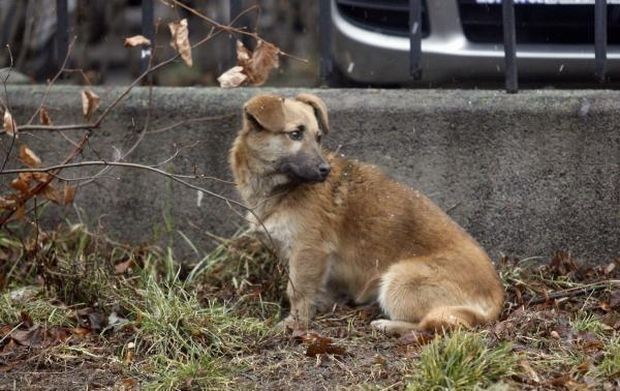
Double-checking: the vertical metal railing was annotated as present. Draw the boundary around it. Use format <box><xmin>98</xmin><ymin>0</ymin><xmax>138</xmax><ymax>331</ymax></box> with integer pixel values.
<box><xmin>229</xmin><ymin>0</ymin><xmax>242</xmax><ymax>70</ymax></box>
<box><xmin>141</xmin><ymin>0</ymin><xmax>154</xmax><ymax>74</ymax></box>
<box><xmin>409</xmin><ymin>0</ymin><xmax>422</xmax><ymax>80</ymax></box>
<box><xmin>502</xmin><ymin>0</ymin><xmax>518</xmax><ymax>93</ymax></box>
<box><xmin>319</xmin><ymin>0</ymin><xmax>333</xmax><ymax>85</ymax></box>
<box><xmin>595</xmin><ymin>0</ymin><xmax>607</xmax><ymax>82</ymax></box>
<box><xmin>55</xmin><ymin>0</ymin><xmax>69</xmax><ymax>67</ymax></box>
<box><xmin>49</xmin><ymin>1</ymin><xmax>613</xmax><ymax>90</ymax></box>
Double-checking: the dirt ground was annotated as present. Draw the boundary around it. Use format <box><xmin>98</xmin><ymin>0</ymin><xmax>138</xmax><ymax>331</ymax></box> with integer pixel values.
<box><xmin>1</xmin><ymin>230</ymin><xmax>619</xmax><ymax>390</ymax></box>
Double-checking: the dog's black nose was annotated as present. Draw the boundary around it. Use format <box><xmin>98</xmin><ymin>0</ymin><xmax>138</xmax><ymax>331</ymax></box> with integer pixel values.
<box><xmin>318</xmin><ymin>163</ymin><xmax>331</xmax><ymax>178</ymax></box>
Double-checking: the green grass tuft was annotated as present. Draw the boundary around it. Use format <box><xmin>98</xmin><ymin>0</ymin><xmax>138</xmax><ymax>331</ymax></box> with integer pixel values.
<box><xmin>571</xmin><ymin>312</ymin><xmax>609</xmax><ymax>336</ymax></box>
<box><xmin>595</xmin><ymin>335</ymin><xmax>620</xmax><ymax>380</ymax></box>
<box><xmin>406</xmin><ymin>329</ymin><xmax>517</xmax><ymax>391</ymax></box>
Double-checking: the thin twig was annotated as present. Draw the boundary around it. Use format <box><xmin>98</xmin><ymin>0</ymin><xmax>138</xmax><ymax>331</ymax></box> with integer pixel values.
<box><xmin>528</xmin><ymin>279</ymin><xmax>620</xmax><ymax>305</ymax></box>
<box><xmin>168</xmin><ymin>0</ymin><xmax>308</xmax><ymax>63</ymax></box>
<box><xmin>26</xmin><ymin>38</ymin><xmax>77</xmax><ymax>125</ymax></box>
<box><xmin>0</xmin><ymin>161</ymin><xmax>248</xmax><ymax>211</ymax></box>
<box><xmin>1</xmin><ymin>44</ymin><xmax>17</xmax><ymax>174</ymax></box>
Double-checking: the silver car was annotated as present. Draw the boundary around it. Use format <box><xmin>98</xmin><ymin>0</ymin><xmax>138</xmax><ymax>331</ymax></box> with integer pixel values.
<box><xmin>332</xmin><ymin>0</ymin><xmax>620</xmax><ymax>85</ymax></box>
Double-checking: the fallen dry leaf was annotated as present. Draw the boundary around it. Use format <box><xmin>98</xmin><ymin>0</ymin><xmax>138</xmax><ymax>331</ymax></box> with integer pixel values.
<box><xmin>72</xmin><ymin>327</ymin><xmax>91</xmax><ymax>337</ymax></box>
<box><xmin>217</xmin><ymin>66</ymin><xmax>247</xmax><ymax>88</ymax></box>
<box><xmin>39</xmin><ymin>107</ymin><xmax>52</xmax><ymax>125</ymax></box>
<box><xmin>124</xmin><ymin>35</ymin><xmax>151</xmax><ymax>47</ymax></box>
<box><xmin>293</xmin><ymin>331</ymin><xmax>346</xmax><ymax>357</ymax></box>
<box><xmin>398</xmin><ymin>329</ymin><xmax>435</xmax><ymax>346</ymax></box>
<box><xmin>19</xmin><ymin>145</ymin><xmax>42</xmax><ymax>168</ymax></box>
<box><xmin>81</xmin><ymin>88</ymin><xmax>100</xmax><ymax>120</ymax></box>
<box><xmin>3</xmin><ymin>109</ymin><xmax>17</xmax><ymax>137</ymax></box>
<box><xmin>168</xmin><ymin>19</ymin><xmax>192</xmax><ymax>66</ymax></box>
<box><xmin>114</xmin><ymin>259</ymin><xmax>132</xmax><ymax>274</ymax></box>
<box><xmin>604</xmin><ymin>262</ymin><xmax>615</xmax><ymax>275</ymax></box>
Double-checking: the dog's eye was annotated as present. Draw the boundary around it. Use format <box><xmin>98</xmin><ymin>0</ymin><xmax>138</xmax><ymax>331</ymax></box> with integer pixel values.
<box><xmin>316</xmin><ymin>134</ymin><xmax>322</xmax><ymax>143</ymax></box>
<box><xmin>288</xmin><ymin>126</ymin><xmax>305</xmax><ymax>141</ymax></box>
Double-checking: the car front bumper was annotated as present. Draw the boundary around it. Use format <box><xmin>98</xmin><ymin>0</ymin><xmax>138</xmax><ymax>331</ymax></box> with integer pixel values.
<box><xmin>332</xmin><ymin>0</ymin><xmax>620</xmax><ymax>84</ymax></box>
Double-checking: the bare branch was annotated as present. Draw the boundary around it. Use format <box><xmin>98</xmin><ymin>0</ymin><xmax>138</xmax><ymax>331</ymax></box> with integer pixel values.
<box><xmin>0</xmin><ymin>160</ymin><xmax>246</xmax><ymax>210</ymax></box>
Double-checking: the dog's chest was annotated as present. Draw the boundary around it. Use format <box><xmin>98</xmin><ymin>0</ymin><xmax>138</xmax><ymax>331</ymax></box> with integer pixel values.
<box><xmin>253</xmin><ymin>212</ymin><xmax>299</xmax><ymax>259</ymax></box>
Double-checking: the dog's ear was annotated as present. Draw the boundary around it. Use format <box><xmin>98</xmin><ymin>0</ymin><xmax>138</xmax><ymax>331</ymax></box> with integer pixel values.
<box><xmin>243</xmin><ymin>95</ymin><xmax>285</xmax><ymax>132</ymax></box>
<box><xmin>296</xmin><ymin>93</ymin><xmax>329</xmax><ymax>135</ymax></box>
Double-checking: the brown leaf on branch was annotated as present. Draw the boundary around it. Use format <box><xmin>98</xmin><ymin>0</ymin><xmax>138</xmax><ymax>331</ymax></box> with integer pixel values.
<box><xmin>41</xmin><ymin>185</ymin><xmax>62</xmax><ymax>204</ymax></box>
<box><xmin>168</xmin><ymin>19</ymin><xmax>192</xmax><ymax>67</ymax></box>
<box><xmin>39</xmin><ymin>107</ymin><xmax>52</xmax><ymax>125</ymax></box>
<box><xmin>217</xmin><ymin>66</ymin><xmax>247</xmax><ymax>88</ymax></box>
<box><xmin>19</xmin><ymin>145</ymin><xmax>42</xmax><ymax>168</ymax></box>
<box><xmin>3</xmin><ymin>109</ymin><xmax>17</xmax><ymax>137</ymax></box>
<box><xmin>247</xmin><ymin>40</ymin><xmax>280</xmax><ymax>85</ymax></box>
<box><xmin>0</xmin><ymin>196</ymin><xmax>17</xmax><ymax>209</ymax></box>
<box><xmin>33</xmin><ymin>172</ymin><xmax>52</xmax><ymax>182</ymax></box>
<box><xmin>81</xmin><ymin>88</ymin><xmax>100</xmax><ymax>120</ymax></box>
<box><xmin>236</xmin><ymin>39</ymin><xmax>252</xmax><ymax>63</ymax></box>
<box><xmin>10</xmin><ymin>176</ymin><xmax>30</xmax><ymax>194</ymax></box>
<box><xmin>63</xmin><ymin>184</ymin><xmax>77</xmax><ymax>204</ymax></box>
<box><xmin>218</xmin><ymin>40</ymin><xmax>280</xmax><ymax>88</ymax></box>
<box><xmin>124</xmin><ymin>35</ymin><xmax>151</xmax><ymax>47</ymax></box>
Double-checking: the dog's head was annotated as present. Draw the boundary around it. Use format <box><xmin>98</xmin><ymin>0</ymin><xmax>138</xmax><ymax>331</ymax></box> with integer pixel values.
<box><xmin>236</xmin><ymin>93</ymin><xmax>331</xmax><ymax>184</ymax></box>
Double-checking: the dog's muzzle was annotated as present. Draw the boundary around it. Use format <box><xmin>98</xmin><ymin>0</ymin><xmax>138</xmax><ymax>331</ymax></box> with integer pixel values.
<box><xmin>278</xmin><ymin>154</ymin><xmax>331</xmax><ymax>183</ymax></box>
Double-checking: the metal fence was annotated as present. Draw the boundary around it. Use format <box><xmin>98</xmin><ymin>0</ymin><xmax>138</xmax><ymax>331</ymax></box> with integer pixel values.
<box><xmin>52</xmin><ymin>0</ymin><xmax>612</xmax><ymax>92</ymax></box>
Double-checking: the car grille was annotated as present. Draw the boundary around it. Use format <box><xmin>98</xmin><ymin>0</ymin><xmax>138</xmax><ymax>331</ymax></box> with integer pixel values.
<box><xmin>335</xmin><ymin>0</ymin><xmax>430</xmax><ymax>37</ymax></box>
<box><xmin>458</xmin><ymin>1</ymin><xmax>620</xmax><ymax>44</ymax></box>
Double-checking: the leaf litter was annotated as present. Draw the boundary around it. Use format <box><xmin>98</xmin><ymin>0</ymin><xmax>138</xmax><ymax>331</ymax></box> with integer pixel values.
<box><xmin>0</xmin><ymin>225</ymin><xmax>618</xmax><ymax>390</ymax></box>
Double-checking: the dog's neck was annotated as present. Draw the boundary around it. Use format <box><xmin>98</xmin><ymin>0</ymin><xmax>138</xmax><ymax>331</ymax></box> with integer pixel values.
<box><xmin>231</xmin><ymin>142</ymin><xmax>294</xmax><ymax>220</ymax></box>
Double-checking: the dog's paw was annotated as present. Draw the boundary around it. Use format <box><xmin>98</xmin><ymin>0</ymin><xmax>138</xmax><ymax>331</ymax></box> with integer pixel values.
<box><xmin>278</xmin><ymin>315</ymin><xmax>307</xmax><ymax>333</ymax></box>
<box><xmin>370</xmin><ymin>319</ymin><xmax>392</xmax><ymax>333</ymax></box>
<box><xmin>371</xmin><ymin>319</ymin><xmax>418</xmax><ymax>336</ymax></box>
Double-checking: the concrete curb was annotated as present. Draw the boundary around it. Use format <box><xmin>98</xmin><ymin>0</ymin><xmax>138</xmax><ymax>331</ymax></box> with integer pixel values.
<box><xmin>3</xmin><ymin>86</ymin><xmax>619</xmax><ymax>263</ymax></box>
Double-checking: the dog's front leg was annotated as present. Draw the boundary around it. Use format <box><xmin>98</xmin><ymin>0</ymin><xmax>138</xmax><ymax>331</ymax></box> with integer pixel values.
<box><xmin>282</xmin><ymin>248</ymin><xmax>329</xmax><ymax>330</ymax></box>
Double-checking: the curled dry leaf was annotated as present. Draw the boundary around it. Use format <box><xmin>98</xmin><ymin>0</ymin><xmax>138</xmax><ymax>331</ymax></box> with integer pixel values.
<box><xmin>236</xmin><ymin>39</ymin><xmax>252</xmax><ymax>63</ymax></box>
<box><xmin>293</xmin><ymin>330</ymin><xmax>346</xmax><ymax>357</ymax></box>
<box><xmin>217</xmin><ymin>40</ymin><xmax>281</xmax><ymax>88</ymax></box>
<box><xmin>124</xmin><ymin>34</ymin><xmax>151</xmax><ymax>47</ymax></box>
<box><xmin>19</xmin><ymin>145</ymin><xmax>42</xmax><ymax>168</ymax></box>
<box><xmin>3</xmin><ymin>109</ymin><xmax>17</xmax><ymax>137</ymax></box>
<box><xmin>168</xmin><ymin>19</ymin><xmax>192</xmax><ymax>67</ymax></box>
<box><xmin>217</xmin><ymin>66</ymin><xmax>247</xmax><ymax>88</ymax></box>
<box><xmin>81</xmin><ymin>88</ymin><xmax>100</xmax><ymax>120</ymax></box>
<box><xmin>39</xmin><ymin>106</ymin><xmax>52</xmax><ymax>125</ymax></box>
<box><xmin>247</xmin><ymin>40</ymin><xmax>280</xmax><ymax>85</ymax></box>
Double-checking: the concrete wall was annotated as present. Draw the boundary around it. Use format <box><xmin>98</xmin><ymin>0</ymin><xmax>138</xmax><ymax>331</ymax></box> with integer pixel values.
<box><xmin>3</xmin><ymin>86</ymin><xmax>619</xmax><ymax>263</ymax></box>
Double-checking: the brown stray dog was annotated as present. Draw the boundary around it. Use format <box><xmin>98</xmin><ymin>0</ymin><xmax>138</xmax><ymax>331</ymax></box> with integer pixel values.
<box><xmin>229</xmin><ymin>94</ymin><xmax>504</xmax><ymax>335</ymax></box>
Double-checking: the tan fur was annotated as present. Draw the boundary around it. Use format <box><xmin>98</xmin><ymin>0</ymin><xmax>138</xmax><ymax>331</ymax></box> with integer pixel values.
<box><xmin>229</xmin><ymin>94</ymin><xmax>504</xmax><ymax>335</ymax></box>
